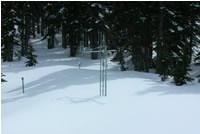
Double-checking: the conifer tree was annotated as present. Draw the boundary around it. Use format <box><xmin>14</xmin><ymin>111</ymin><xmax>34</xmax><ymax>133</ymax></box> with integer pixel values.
<box><xmin>1</xmin><ymin>1</ymin><xmax>19</xmax><ymax>62</ymax></box>
<box><xmin>1</xmin><ymin>73</ymin><xmax>7</xmax><ymax>83</ymax></box>
<box><xmin>25</xmin><ymin>50</ymin><xmax>38</xmax><ymax>67</ymax></box>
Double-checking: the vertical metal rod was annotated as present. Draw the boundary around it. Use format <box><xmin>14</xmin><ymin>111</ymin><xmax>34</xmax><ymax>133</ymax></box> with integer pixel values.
<box><xmin>22</xmin><ymin>77</ymin><xmax>24</xmax><ymax>94</ymax></box>
<box><xmin>102</xmin><ymin>58</ymin><xmax>104</xmax><ymax>96</ymax></box>
<box><xmin>99</xmin><ymin>54</ymin><xmax>102</xmax><ymax>96</ymax></box>
<box><xmin>99</xmin><ymin>33</ymin><xmax>108</xmax><ymax>97</ymax></box>
<box><xmin>78</xmin><ymin>62</ymin><xmax>81</xmax><ymax>69</ymax></box>
<box><xmin>105</xmin><ymin>54</ymin><xmax>107</xmax><ymax>96</ymax></box>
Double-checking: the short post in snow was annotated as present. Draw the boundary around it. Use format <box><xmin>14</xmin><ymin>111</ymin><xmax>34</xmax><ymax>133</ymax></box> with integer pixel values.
<box><xmin>21</xmin><ymin>77</ymin><xmax>25</xmax><ymax>94</ymax></box>
<box><xmin>78</xmin><ymin>62</ymin><xmax>81</xmax><ymax>69</ymax></box>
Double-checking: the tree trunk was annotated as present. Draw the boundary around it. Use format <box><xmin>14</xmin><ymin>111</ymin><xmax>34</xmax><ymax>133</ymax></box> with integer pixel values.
<box><xmin>89</xmin><ymin>28</ymin><xmax>98</xmax><ymax>60</ymax></box>
<box><xmin>41</xmin><ymin>16</ymin><xmax>45</xmax><ymax>37</ymax></box>
<box><xmin>83</xmin><ymin>28</ymin><xmax>87</xmax><ymax>47</ymax></box>
<box><xmin>32</xmin><ymin>18</ymin><xmax>36</xmax><ymax>38</ymax></box>
<box><xmin>188</xmin><ymin>18</ymin><xmax>195</xmax><ymax>63</ymax></box>
<box><xmin>156</xmin><ymin>2</ymin><xmax>164</xmax><ymax>74</ymax></box>
<box><xmin>69</xmin><ymin>30</ymin><xmax>77</xmax><ymax>57</ymax></box>
<box><xmin>21</xmin><ymin>16</ymin><xmax>25</xmax><ymax>56</ymax></box>
<box><xmin>37</xmin><ymin>17</ymin><xmax>40</xmax><ymax>34</ymax></box>
<box><xmin>48</xmin><ymin>35</ymin><xmax>55</xmax><ymax>49</ymax></box>
<box><xmin>62</xmin><ymin>23</ymin><xmax>67</xmax><ymax>48</ymax></box>
<box><xmin>24</xmin><ymin>15</ymin><xmax>30</xmax><ymax>55</ymax></box>
<box><xmin>47</xmin><ymin>25</ymin><xmax>55</xmax><ymax>49</ymax></box>
<box><xmin>144</xmin><ymin>21</ymin><xmax>153</xmax><ymax>72</ymax></box>
<box><xmin>6</xmin><ymin>35</ymin><xmax>14</xmax><ymax>62</ymax></box>
<box><xmin>48</xmin><ymin>36</ymin><xmax>54</xmax><ymax>49</ymax></box>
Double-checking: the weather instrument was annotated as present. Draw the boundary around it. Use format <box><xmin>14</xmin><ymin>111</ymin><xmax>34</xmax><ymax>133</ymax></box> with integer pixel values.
<box><xmin>81</xmin><ymin>35</ymin><xmax>116</xmax><ymax>96</ymax></box>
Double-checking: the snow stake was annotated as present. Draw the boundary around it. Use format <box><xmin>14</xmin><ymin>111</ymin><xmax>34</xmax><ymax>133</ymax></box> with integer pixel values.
<box><xmin>21</xmin><ymin>77</ymin><xmax>25</xmax><ymax>93</ymax></box>
<box><xmin>78</xmin><ymin>61</ymin><xmax>81</xmax><ymax>69</ymax></box>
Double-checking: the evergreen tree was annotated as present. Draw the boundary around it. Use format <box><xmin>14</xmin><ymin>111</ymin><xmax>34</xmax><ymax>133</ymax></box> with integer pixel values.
<box><xmin>155</xmin><ymin>1</ymin><xmax>199</xmax><ymax>84</ymax></box>
<box><xmin>1</xmin><ymin>1</ymin><xmax>199</xmax><ymax>85</ymax></box>
<box><xmin>25</xmin><ymin>50</ymin><xmax>38</xmax><ymax>67</ymax></box>
<box><xmin>43</xmin><ymin>2</ymin><xmax>61</xmax><ymax>49</ymax></box>
<box><xmin>19</xmin><ymin>1</ymin><xmax>32</xmax><ymax>56</ymax></box>
<box><xmin>1</xmin><ymin>1</ymin><xmax>20</xmax><ymax>61</ymax></box>
<box><xmin>1</xmin><ymin>73</ymin><xmax>7</xmax><ymax>83</ymax></box>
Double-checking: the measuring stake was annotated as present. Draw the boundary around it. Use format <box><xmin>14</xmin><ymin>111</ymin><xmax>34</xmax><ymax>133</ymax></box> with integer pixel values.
<box><xmin>78</xmin><ymin>62</ymin><xmax>81</xmax><ymax>69</ymax></box>
<box><xmin>22</xmin><ymin>77</ymin><xmax>24</xmax><ymax>94</ymax></box>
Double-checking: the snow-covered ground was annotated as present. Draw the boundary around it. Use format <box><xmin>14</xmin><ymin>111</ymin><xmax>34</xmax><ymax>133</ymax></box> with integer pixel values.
<box><xmin>1</xmin><ymin>37</ymin><xmax>200</xmax><ymax>134</ymax></box>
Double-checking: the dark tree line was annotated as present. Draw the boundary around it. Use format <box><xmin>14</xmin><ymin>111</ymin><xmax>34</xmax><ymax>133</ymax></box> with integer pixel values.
<box><xmin>1</xmin><ymin>1</ymin><xmax>200</xmax><ymax>85</ymax></box>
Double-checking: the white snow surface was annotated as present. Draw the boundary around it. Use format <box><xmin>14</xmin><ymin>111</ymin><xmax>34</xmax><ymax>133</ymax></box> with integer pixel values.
<box><xmin>1</xmin><ymin>37</ymin><xmax>200</xmax><ymax>134</ymax></box>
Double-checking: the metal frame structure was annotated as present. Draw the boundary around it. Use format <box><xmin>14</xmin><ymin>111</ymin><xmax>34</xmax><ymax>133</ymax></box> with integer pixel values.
<box><xmin>81</xmin><ymin>35</ymin><xmax>115</xmax><ymax>96</ymax></box>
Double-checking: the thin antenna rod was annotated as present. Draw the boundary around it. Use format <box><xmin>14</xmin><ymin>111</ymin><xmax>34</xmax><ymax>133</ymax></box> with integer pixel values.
<box><xmin>105</xmin><ymin>50</ymin><xmax>108</xmax><ymax>96</ymax></box>
<box><xmin>100</xmin><ymin>53</ymin><xmax>102</xmax><ymax>96</ymax></box>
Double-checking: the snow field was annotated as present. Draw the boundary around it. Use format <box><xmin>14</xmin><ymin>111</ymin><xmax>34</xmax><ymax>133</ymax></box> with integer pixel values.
<box><xmin>1</xmin><ymin>38</ymin><xmax>200</xmax><ymax>134</ymax></box>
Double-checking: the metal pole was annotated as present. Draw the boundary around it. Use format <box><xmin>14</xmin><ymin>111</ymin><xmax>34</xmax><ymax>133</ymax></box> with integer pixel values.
<box><xmin>100</xmin><ymin>54</ymin><xmax>102</xmax><ymax>96</ymax></box>
<box><xmin>105</xmin><ymin>53</ymin><xmax>107</xmax><ymax>96</ymax></box>
<box><xmin>102</xmin><ymin>36</ymin><xmax>107</xmax><ymax>96</ymax></box>
<box><xmin>102</xmin><ymin>56</ymin><xmax>105</xmax><ymax>96</ymax></box>
<box><xmin>78</xmin><ymin>62</ymin><xmax>81</xmax><ymax>69</ymax></box>
<box><xmin>99</xmin><ymin>34</ymin><xmax>108</xmax><ymax>96</ymax></box>
<box><xmin>21</xmin><ymin>77</ymin><xmax>24</xmax><ymax>94</ymax></box>
<box><xmin>104</xmin><ymin>55</ymin><xmax>106</xmax><ymax>96</ymax></box>
<box><xmin>104</xmin><ymin>61</ymin><xmax>105</xmax><ymax>96</ymax></box>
